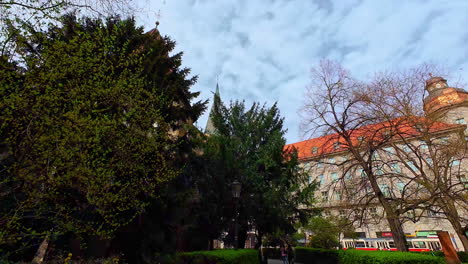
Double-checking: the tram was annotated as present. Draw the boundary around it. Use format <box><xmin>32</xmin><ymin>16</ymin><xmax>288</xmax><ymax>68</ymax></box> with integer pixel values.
<box><xmin>341</xmin><ymin>237</ymin><xmax>442</xmax><ymax>252</ymax></box>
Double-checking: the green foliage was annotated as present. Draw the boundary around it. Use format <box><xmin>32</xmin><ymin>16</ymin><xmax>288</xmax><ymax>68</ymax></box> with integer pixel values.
<box><xmin>175</xmin><ymin>249</ymin><xmax>259</xmax><ymax>264</ymax></box>
<box><xmin>418</xmin><ymin>251</ymin><xmax>468</xmax><ymax>262</ymax></box>
<box><xmin>0</xmin><ymin>15</ymin><xmax>204</xmax><ymax>259</ymax></box>
<box><xmin>201</xmin><ymin>99</ymin><xmax>316</xmax><ymax>246</ymax></box>
<box><xmin>338</xmin><ymin>249</ymin><xmax>445</xmax><ymax>264</ymax></box>
<box><xmin>294</xmin><ymin>247</ymin><xmax>338</xmax><ymax>264</ymax></box>
<box><xmin>304</xmin><ymin>217</ymin><xmax>340</xmax><ymax>249</ymax></box>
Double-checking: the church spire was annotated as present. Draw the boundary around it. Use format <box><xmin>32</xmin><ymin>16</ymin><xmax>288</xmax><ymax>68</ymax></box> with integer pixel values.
<box><xmin>205</xmin><ymin>80</ymin><xmax>222</xmax><ymax>134</ymax></box>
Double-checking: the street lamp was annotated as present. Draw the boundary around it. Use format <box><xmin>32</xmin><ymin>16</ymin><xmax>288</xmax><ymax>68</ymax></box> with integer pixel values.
<box><xmin>232</xmin><ymin>180</ymin><xmax>242</xmax><ymax>249</ymax></box>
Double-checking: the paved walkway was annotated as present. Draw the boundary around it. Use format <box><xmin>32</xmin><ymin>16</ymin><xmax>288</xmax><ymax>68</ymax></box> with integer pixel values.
<box><xmin>268</xmin><ymin>259</ymin><xmax>303</xmax><ymax>264</ymax></box>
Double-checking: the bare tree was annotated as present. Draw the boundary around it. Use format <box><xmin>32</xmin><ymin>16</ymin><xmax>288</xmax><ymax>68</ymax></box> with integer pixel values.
<box><xmin>301</xmin><ymin>60</ymin><xmax>468</xmax><ymax>251</ymax></box>
<box><xmin>301</xmin><ymin>59</ymin><xmax>411</xmax><ymax>251</ymax></box>
<box><xmin>358</xmin><ymin>71</ymin><xmax>468</xmax><ymax>251</ymax></box>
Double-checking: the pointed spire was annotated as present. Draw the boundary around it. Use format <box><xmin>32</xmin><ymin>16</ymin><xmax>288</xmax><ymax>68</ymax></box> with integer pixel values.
<box><xmin>205</xmin><ymin>80</ymin><xmax>222</xmax><ymax>134</ymax></box>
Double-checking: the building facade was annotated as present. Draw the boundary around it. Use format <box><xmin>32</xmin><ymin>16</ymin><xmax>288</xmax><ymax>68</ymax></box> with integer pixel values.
<box><xmin>286</xmin><ymin>77</ymin><xmax>468</xmax><ymax>251</ymax></box>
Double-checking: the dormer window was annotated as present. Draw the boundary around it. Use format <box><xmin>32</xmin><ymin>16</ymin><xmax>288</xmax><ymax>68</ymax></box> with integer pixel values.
<box><xmin>311</xmin><ymin>147</ymin><xmax>319</xmax><ymax>154</ymax></box>
<box><xmin>333</xmin><ymin>142</ymin><xmax>340</xmax><ymax>150</ymax></box>
<box><xmin>357</xmin><ymin>136</ymin><xmax>365</xmax><ymax>143</ymax></box>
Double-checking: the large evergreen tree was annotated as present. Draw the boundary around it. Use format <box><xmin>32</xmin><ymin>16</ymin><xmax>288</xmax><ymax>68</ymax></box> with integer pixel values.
<box><xmin>201</xmin><ymin>100</ymin><xmax>315</xmax><ymax>248</ymax></box>
<box><xmin>0</xmin><ymin>15</ymin><xmax>205</xmax><ymax>261</ymax></box>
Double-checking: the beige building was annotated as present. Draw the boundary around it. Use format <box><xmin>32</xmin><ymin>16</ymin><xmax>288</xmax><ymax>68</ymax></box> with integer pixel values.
<box><xmin>286</xmin><ymin>77</ymin><xmax>468</xmax><ymax>250</ymax></box>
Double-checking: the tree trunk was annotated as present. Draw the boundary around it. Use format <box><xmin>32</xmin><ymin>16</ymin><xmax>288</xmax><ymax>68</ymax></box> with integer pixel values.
<box><xmin>238</xmin><ymin>225</ymin><xmax>248</xmax><ymax>249</ymax></box>
<box><xmin>255</xmin><ymin>232</ymin><xmax>263</xmax><ymax>249</ymax></box>
<box><xmin>369</xmin><ymin>171</ymin><xmax>408</xmax><ymax>251</ymax></box>
<box><xmin>32</xmin><ymin>235</ymin><xmax>50</xmax><ymax>264</ymax></box>
<box><xmin>385</xmin><ymin>215</ymin><xmax>408</xmax><ymax>251</ymax></box>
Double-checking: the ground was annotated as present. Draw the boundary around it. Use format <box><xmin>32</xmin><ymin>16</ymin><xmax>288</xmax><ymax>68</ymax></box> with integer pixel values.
<box><xmin>268</xmin><ymin>259</ymin><xmax>303</xmax><ymax>264</ymax></box>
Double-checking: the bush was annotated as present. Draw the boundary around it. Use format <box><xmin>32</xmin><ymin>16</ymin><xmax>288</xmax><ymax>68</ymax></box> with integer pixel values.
<box><xmin>174</xmin><ymin>249</ymin><xmax>259</xmax><ymax>264</ymax></box>
<box><xmin>294</xmin><ymin>247</ymin><xmax>338</xmax><ymax>264</ymax></box>
<box><xmin>416</xmin><ymin>250</ymin><xmax>468</xmax><ymax>262</ymax></box>
<box><xmin>339</xmin><ymin>249</ymin><xmax>445</xmax><ymax>264</ymax></box>
<box><xmin>458</xmin><ymin>251</ymin><xmax>468</xmax><ymax>263</ymax></box>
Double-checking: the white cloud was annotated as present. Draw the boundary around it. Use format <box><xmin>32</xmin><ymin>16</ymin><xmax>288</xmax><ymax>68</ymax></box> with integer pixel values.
<box><xmin>136</xmin><ymin>0</ymin><xmax>468</xmax><ymax>143</ymax></box>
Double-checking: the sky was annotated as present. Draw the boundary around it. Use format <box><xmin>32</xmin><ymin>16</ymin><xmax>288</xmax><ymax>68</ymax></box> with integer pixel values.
<box><xmin>134</xmin><ymin>0</ymin><xmax>468</xmax><ymax>144</ymax></box>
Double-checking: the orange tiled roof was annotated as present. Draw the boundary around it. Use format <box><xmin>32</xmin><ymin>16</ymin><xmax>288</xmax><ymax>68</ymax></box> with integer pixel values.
<box><xmin>285</xmin><ymin>117</ymin><xmax>464</xmax><ymax>161</ymax></box>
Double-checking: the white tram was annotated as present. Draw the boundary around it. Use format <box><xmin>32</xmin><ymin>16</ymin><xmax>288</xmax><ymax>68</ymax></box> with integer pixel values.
<box><xmin>341</xmin><ymin>237</ymin><xmax>442</xmax><ymax>252</ymax></box>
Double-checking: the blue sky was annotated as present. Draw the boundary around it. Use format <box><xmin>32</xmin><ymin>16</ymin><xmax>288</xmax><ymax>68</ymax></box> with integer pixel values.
<box><xmin>135</xmin><ymin>0</ymin><xmax>468</xmax><ymax>144</ymax></box>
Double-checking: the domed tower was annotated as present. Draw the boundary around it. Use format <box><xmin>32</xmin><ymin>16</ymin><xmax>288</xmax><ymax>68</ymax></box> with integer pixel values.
<box><xmin>423</xmin><ymin>76</ymin><xmax>468</xmax><ymax>132</ymax></box>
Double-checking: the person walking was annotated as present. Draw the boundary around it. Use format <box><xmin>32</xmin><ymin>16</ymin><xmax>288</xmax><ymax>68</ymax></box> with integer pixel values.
<box><xmin>287</xmin><ymin>243</ymin><xmax>294</xmax><ymax>264</ymax></box>
<box><xmin>280</xmin><ymin>244</ymin><xmax>289</xmax><ymax>264</ymax></box>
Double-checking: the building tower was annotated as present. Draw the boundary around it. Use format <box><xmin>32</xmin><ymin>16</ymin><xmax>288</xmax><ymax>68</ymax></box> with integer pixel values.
<box><xmin>423</xmin><ymin>76</ymin><xmax>468</xmax><ymax>133</ymax></box>
<box><xmin>205</xmin><ymin>82</ymin><xmax>221</xmax><ymax>134</ymax></box>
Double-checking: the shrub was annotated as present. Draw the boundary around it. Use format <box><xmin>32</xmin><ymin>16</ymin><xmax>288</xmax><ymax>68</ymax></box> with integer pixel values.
<box><xmin>294</xmin><ymin>247</ymin><xmax>338</xmax><ymax>264</ymax></box>
<box><xmin>458</xmin><ymin>251</ymin><xmax>468</xmax><ymax>263</ymax></box>
<box><xmin>174</xmin><ymin>249</ymin><xmax>259</xmax><ymax>264</ymax></box>
<box><xmin>339</xmin><ymin>249</ymin><xmax>445</xmax><ymax>264</ymax></box>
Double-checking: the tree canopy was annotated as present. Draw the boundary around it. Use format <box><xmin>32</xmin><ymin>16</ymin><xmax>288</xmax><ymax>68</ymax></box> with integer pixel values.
<box><xmin>0</xmin><ymin>15</ymin><xmax>205</xmax><ymax>259</ymax></box>
<box><xmin>201</xmin><ymin>99</ymin><xmax>315</xmax><ymax>248</ymax></box>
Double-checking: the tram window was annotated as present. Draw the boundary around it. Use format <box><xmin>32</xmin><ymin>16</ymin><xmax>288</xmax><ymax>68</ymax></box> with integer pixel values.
<box><xmin>356</xmin><ymin>242</ymin><xmax>365</xmax><ymax>248</ymax></box>
<box><xmin>389</xmin><ymin>241</ymin><xmax>395</xmax><ymax>248</ymax></box>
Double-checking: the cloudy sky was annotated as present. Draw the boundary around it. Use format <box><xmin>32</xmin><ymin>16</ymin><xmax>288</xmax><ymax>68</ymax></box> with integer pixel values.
<box><xmin>135</xmin><ymin>0</ymin><xmax>468</xmax><ymax>144</ymax></box>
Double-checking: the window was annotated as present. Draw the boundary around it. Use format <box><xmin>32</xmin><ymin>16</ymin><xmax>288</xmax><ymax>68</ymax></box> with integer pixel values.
<box><xmin>439</xmin><ymin>136</ymin><xmax>449</xmax><ymax>144</ymax></box>
<box><xmin>383</xmin><ymin>129</ymin><xmax>391</xmax><ymax>137</ymax></box>
<box><xmin>406</xmin><ymin>210</ymin><xmax>415</xmax><ymax>218</ymax></box>
<box><xmin>419</xmin><ymin>141</ymin><xmax>428</xmax><ymax>150</ymax></box>
<box><xmin>331</xmin><ymin>172</ymin><xmax>338</xmax><ymax>182</ymax></box>
<box><xmin>390</xmin><ymin>163</ymin><xmax>401</xmax><ymax>173</ymax></box>
<box><xmin>451</xmin><ymin>160</ymin><xmax>461</xmax><ymax>166</ymax></box>
<box><xmin>345</xmin><ymin>171</ymin><xmax>352</xmax><ymax>180</ymax></box>
<box><xmin>461</xmin><ymin>176</ymin><xmax>468</xmax><ymax>188</ymax></box>
<box><xmin>372</xmin><ymin>152</ymin><xmax>380</xmax><ymax>160</ymax></box>
<box><xmin>333</xmin><ymin>142</ymin><xmax>340</xmax><ymax>150</ymax></box>
<box><xmin>396</xmin><ymin>182</ymin><xmax>405</xmax><ymax>193</ymax></box>
<box><xmin>358</xmin><ymin>168</ymin><xmax>367</xmax><ymax>177</ymax></box>
<box><xmin>383</xmin><ymin>147</ymin><xmax>395</xmax><ymax>154</ymax></box>
<box><xmin>329</xmin><ymin>158</ymin><xmax>336</xmax><ymax>164</ymax></box>
<box><xmin>321</xmin><ymin>191</ymin><xmax>328</xmax><ymax>202</ymax></box>
<box><xmin>406</xmin><ymin>161</ymin><xmax>417</xmax><ymax>171</ymax></box>
<box><xmin>455</xmin><ymin>118</ymin><xmax>466</xmax><ymax>124</ymax></box>
<box><xmin>426</xmin><ymin>158</ymin><xmax>433</xmax><ymax>165</ymax></box>
<box><xmin>311</xmin><ymin>147</ymin><xmax>319</xmax><ymax>154</ymax></box>
<box><xmin>402</xmin><ymin>144</ymin><xmax>411</xmax><ymax>153</ymax></box>
<box><xmin>376</xmin><ymin>168</ymin><xmax>384</xmax><ymax>175</ymax></box>
<box><xmin>358</xmin><ymin>136</ymin><xmax>365</xmax><ymax>142</ymax></box>
<box><xmin>335</xmin><ymin>192</ymin><xmax>342</xmax><ymax>200</ymax></box>
<box><xmin>318</xmin><ymin>175</ymin><xmax>324</xmax><ymax>186</ymax></box>
<box><xmin>317</xmin><ymin>161</ymin><xmax>323</xmax><ymax>168</ymax></box>
<box><xmin>379</xmin><ymin>184</ymin><xmax>390</xmax><ymax>196</ymax></box>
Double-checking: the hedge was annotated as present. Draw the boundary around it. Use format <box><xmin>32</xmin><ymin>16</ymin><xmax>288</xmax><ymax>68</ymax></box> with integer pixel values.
<box><xmin>175</xmin><ymin>249</ymin><xmax>259</xmax><ymax>264</ymax></box>
<box><xmin>418</xmin><ymin>251</ymin><xmax>468</xmax><ymax>263</ymax></box>
<box><xmin>294</xmin><ymin>247</ymin><xmax>339</xmax><ymax>264</ymax></box>
<box><xmin>338</xmin><ymin>249</ymin><xmax>445</xmax><ymax>264</ymax></box>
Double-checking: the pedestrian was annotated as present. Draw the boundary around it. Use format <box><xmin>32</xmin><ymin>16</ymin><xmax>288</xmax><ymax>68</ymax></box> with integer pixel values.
<box><xmin>287</xmin><ymin>243</ymin><xmax>294</xmax><ymax>264</ymax></box>
<box><xmin>280</xmin><ymin>244</ymin><xmax>289</xmax><ymax>264</ymax></box>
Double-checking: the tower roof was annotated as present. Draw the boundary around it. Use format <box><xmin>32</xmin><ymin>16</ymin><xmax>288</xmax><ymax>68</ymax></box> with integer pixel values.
<box><xmin>205</xmin><ymin>82</ymin><xmax>221</xmax><ymax>134</ymax></box>
<box><xmin>423</xmin><ymin>77</ymin><xmax>468</xmax><ymax>115</ymax></box>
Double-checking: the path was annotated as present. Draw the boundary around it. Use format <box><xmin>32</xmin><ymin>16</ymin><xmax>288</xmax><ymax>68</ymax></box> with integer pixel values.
<box><xmin>268</xmin><ymin>259</ymin><xmax>303</xmax><ymax>264</ymax></box>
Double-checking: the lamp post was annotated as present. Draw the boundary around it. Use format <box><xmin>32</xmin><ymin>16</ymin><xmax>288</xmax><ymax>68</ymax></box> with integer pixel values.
<box><xmin>232</xmin><ymin>180</ymin><xmax>242</xmax><ymax>249</ymax></box>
